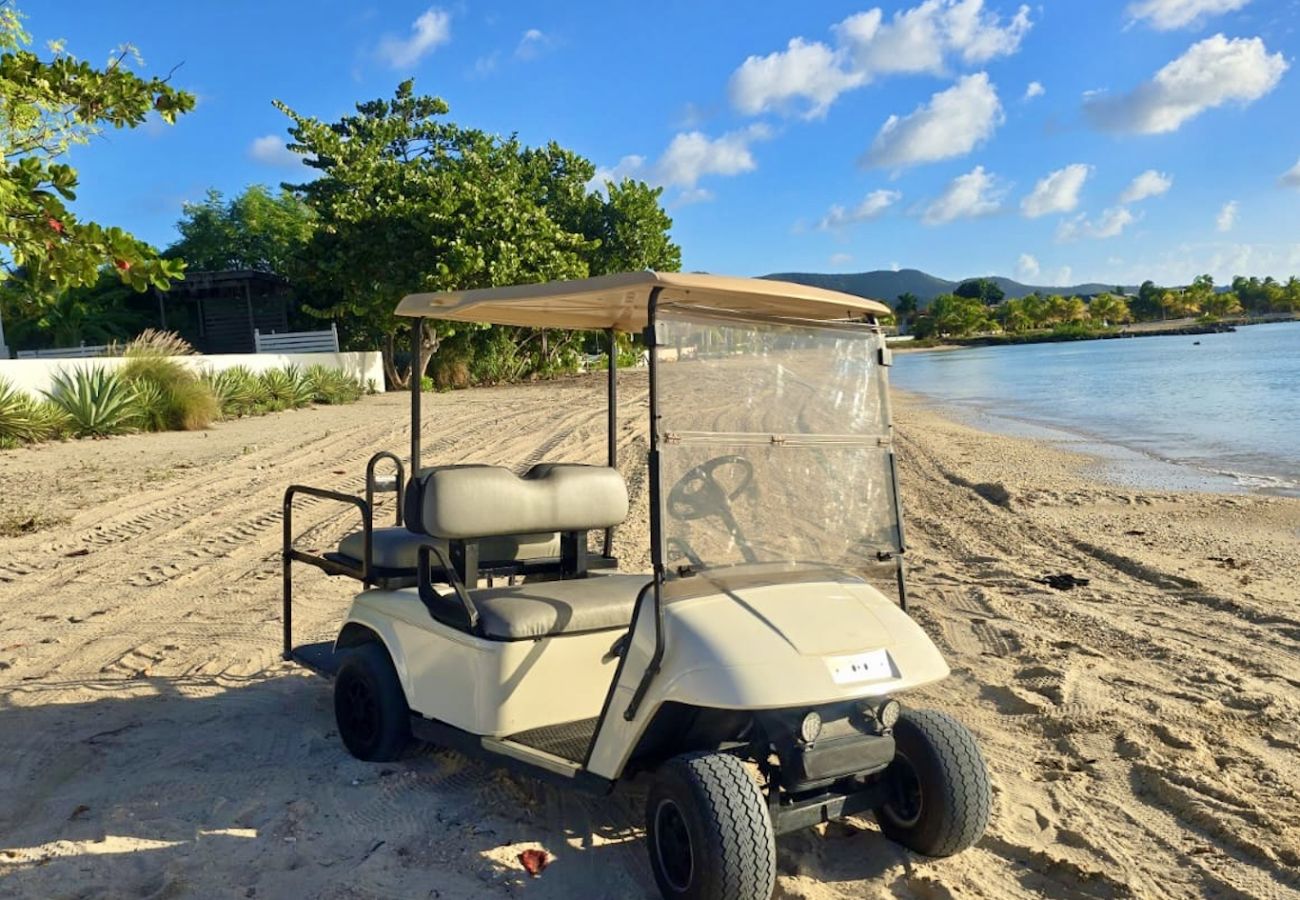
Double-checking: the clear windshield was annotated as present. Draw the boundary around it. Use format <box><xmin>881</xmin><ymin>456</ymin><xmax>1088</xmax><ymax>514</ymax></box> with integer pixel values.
<box><xmin>654</xmin><ymin>305</ymin><xmax>900</xmax><ymax>580</ymax></box>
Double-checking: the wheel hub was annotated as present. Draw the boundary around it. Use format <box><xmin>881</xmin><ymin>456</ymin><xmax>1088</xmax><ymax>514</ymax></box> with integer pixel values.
<box><xmin>654</xmin><ymin>798</ymin><xmax>694</xmax><ymax>892</ymax></box>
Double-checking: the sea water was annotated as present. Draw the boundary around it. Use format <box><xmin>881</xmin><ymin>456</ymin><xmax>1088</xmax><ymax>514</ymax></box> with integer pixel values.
<box><xmin>891</xmin><ymin>320</ymin><xmax>1300</xmax><ymax>497</ymax></box>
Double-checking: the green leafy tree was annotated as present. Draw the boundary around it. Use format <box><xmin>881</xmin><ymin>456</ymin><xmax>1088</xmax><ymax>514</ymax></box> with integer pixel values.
<box><xmin>275</xmin><ymin>80</ymin><xmax>678</xmax><ymax>387</ymax></box>
<box><xmin>1131</xmin><ymin>280</ymin><xmax>1164</xmax><ymax>321</ymax></box>
<box><xmin>0</xmin><ymin>4</ymin><xmax>193</xmax><ymax>298</ymax></box>
<box><xmin>1088</xmin><ymin>293</ymin><xmax>1131</xmax><ymax>326</ymax></box>
<box><xmin>953</xmin><ymin>278</ymin><xmax>1005</xmax><ymax>306</ymax></box>
<box><xmin>892</xmin><ymin>292</ymin><xmax>919</xmax><ymax>333</ymax></box>
<box><xmin>167</xmin><ymin>185</ymin><xmax>315</xmax><ymax>274</ymax></box>
<box><xmin>995</xmin><ymin>297</ymin><xmax>1032</xmax><ymax>333</ymax></box>
<box><xmin>1200</xmin><ymin>290</ymin><xmax>1242</xmax><ymax>318</ymax></box>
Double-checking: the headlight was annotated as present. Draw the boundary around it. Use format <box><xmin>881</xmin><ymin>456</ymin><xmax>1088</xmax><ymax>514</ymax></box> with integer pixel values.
<box><xmin>799</xmin><ymin>711</ymin><xmax>822</xmax><ymax>744</ymax></box>
<box><xmin>877</xmin><ymin>699</ymin><xmax>901</xmax><ymax>729</ymax></box>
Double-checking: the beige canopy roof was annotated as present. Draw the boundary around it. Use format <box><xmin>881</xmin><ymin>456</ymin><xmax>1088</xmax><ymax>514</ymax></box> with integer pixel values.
<box><xmin>395</xmin><ymin>271</ymin><xmax>889</xmax><ymax>331</ymax></box>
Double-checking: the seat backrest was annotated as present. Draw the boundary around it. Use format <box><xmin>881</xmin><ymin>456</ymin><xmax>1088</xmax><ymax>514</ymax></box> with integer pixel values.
<box><xmin>404</xmin><ymin>463</ymin><xmax>628</xmax><ymax>539</ymax></box>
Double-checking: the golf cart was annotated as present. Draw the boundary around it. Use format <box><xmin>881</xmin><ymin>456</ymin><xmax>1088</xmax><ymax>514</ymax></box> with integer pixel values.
<box><xmin>282</xmin><ymin>272</ymin><xmax>990</xmax><ymax>900</ymax></box>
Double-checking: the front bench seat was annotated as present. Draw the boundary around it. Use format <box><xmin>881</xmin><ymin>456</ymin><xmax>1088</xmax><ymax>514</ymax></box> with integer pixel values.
<box><xmin>427</xmin><ymin>573</ymin><xmax>650</xmax><ymax>640</ymax></box>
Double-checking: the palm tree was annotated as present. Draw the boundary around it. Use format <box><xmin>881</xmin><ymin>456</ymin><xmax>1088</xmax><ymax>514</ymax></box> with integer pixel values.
<box><xmin>1088</xmin><ymin>293</ymin><xmax>1131</xmax><ymax>326</ymax></box>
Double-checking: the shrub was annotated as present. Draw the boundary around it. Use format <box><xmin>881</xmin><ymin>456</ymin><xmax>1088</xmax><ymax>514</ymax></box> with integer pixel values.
<box><xmin>0</xmin><ymin>379</ymin><xmax>46</xmax><ymax>446</ymax></box>
<box><xmin>202</xmin><ymin>366</ymin><xmax>269</xmax><ymax>417</ymax></box>
<box><xmin>304</xmin><ymin>365</ymin><xmax>364</xmax><ymax>404</ymax></box>
<box><xmin>119</xmin><ymin>354</ymin><xmax>218</xmax><ymax>432</ymax></box>
<box><xmin>44</xmin><ymin>368</ymin><xmax>139</xmax><ymax>437</ymax></box>
<box><xmin>110</xmin><ymin>328</ymin><xmax>197</xmax><ymax>357</ymax></box>
<box><xmin>260</xmin><ymin>365</ymin><xmax>311</xmax><ymax>410</ymax></box>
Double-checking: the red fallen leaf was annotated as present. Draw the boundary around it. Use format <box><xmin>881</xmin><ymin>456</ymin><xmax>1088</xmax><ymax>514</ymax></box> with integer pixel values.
<box><xmin>518</xmin><ymin>848</ymin><xmax>549</xmax><ymax>877</ymax></box>
<box><xmin>115</xmin><ymin>259</ymin><xmax>131</xmax><ymax>271</ymax></box>
<box><xmin>48</xmin><ymin>217</ymin><xmax>64</xmax><ymax>233</ymax></box>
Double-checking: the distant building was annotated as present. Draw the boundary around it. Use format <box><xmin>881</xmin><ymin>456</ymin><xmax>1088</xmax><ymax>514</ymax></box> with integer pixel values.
<box><xmin>159</xmin><ymin>270</ymin><xmax>292</xmax><ymax>354</ymax></box>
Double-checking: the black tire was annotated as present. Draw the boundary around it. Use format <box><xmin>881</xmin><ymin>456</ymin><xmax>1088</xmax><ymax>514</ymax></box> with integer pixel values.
<box><xmin>333</xmin><ymin>641</ymin><xmax>410</xmax><ymax>762</ymax></box>
<box><xmin>876</xmin><ymin>708</ymin><xmax>991</xmax><ymax>857</ymax></box>
<box><xmin>645</xmin><ymin>752</ymin><xmax>775</xmax><ymax>900</ymax></box>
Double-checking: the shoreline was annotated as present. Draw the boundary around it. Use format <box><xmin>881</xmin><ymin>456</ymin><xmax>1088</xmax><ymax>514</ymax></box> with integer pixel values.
<box><xmin>1</xmin><ymin>377</ymin><xmax>1298</xmax><ymax>897</ymax></box>
<box><xmin>892</xmin><ymin>387</ymin><xmax>1300</xmax><ymax>499</ymax></box>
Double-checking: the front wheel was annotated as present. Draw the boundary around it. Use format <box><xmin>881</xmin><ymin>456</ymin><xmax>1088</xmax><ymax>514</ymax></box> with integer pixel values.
<box><xmin>334</xmin><ymin>641</ymin><xmax>410</xmax><ymax>762</ymax></box>
<box><xmin>645</xmin><ymin>752</ymin><xmax>775</xmax><ymax>900</ymax></box>
<box><xmin>876</xmin><ymin>708</ymin><xmax>991</xmax><ymax>857</ymax></box>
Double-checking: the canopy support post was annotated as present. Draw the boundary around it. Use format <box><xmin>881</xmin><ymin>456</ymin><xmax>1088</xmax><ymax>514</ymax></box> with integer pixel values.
<box><xmin>603</xmin><ymin>327</ymin><xmax>618</xmax><ymax>558</ymax></box>
<box><xmin>411</xmin><ymin>317</ymin><xmax>423</xmax><ymax>478</ymax></box>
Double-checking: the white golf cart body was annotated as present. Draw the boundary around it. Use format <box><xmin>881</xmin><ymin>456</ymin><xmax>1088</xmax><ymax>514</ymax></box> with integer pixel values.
<box><xmin>281</xmin><ymin>273</ymin><xmax>973</xmax><ymax>853</ymax></box>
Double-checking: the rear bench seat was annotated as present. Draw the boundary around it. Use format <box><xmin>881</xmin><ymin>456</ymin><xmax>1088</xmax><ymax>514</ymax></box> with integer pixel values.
<box><xmin>336</xmin><ymin>463</ymin><xmax>629</xmax><ymax>593</ymax></box>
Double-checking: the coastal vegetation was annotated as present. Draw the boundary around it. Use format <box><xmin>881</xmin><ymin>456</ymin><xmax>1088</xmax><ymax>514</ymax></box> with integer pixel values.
<box><xmin>905</xmin><ymin>275</ymin><xmax>1299</xmax><ymax>341</ymax></box>
<box><xmin>0</xmin><ymin>331</ymin><xmax>371</xmax><ymax>448</ymax></box>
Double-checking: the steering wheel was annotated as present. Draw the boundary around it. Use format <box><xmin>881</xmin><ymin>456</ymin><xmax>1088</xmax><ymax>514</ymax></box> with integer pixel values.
<box><xmin>667</xmin><ymin>455</ymin><xmax>755</xmax><ymax>521</ymax></box>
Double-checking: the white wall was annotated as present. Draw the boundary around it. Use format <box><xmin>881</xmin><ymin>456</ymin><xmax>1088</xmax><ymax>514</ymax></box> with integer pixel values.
<box><xmin>0</xmin><ymin>351</ymin><xmax>386</xmax><ymax>397</ymax></box>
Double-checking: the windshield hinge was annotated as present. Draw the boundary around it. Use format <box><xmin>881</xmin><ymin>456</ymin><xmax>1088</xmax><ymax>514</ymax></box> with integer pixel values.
<box><xmin>878</xmin><ymin>346</ymin><xmax>893</xmax><ymax>367</ymax></box>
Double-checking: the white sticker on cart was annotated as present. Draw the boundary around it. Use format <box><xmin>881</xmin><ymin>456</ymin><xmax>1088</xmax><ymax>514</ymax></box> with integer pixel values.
<box><xmin>827</xmin><ymin>648</ymin><xmax>895</xmax><ymax>685</ymax></box>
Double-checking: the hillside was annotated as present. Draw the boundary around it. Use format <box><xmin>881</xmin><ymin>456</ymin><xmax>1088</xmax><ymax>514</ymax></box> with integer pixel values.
<box><xmin>765</xmin><ymin>268</ymin><xmax>1131</xmax><ymax>307</ymax></box>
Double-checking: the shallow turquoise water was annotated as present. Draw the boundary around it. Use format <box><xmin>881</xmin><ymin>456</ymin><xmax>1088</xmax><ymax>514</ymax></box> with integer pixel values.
<box><xmin>891</xmin><ymin>321</ymin><xmax>1300</xmax><ymax>496</ymax></box>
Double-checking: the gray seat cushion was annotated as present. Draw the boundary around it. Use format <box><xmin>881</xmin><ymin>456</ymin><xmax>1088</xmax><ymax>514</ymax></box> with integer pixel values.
<box><xmin>338</xmin><ymin>527</ymin><xmax>560</xmax><ymax>571</ymax></box>
<box><xmin>405</xmin><ymin>463</ymin><xmax>628</xmax><ymax>539</ymax></box>
<box><xmin>451</xmin><ymin>573</ymin><xmax>651</xmax><ymax>640</ymax></box>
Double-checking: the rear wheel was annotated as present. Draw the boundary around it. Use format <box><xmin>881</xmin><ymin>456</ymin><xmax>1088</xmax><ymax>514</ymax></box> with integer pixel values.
<box><xmin>334</xmin><ymin>642</ymin><xmax>410</xmax><ymax>762</ymax></box>
<box><xmin>645</xmin><ymin>752</ymin><xmax>775</xmax><ymax>900</ymax></box>
<box><xmin>876</xmin><ymin>708</ymin><xmax>990</xmax><ymax>857</ymax></box>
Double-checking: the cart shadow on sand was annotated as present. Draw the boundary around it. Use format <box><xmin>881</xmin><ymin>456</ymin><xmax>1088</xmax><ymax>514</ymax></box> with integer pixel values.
<box><xmin>0</xmin><ymin>670</ymin><xmax>906</xmax><ymax>898</ymax></box>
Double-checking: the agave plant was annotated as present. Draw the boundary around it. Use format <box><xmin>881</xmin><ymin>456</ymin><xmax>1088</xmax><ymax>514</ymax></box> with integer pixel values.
<box><xmin>0</xmin><ymin>379</ymin><xmax>46</xmax><ymax>446</ymax></box>
<box><xmin>44</xmin><ymin>368</ymin><xmax>139</xmax><ymax>437</ymax></box>
<box><xmin>260</xmin><ymin>365</ymin><xmax>312</xmax><ymax>410</ymax></box>
<box><xmin>130</xmin><ymin>379</ymin><xmax>170</xmax><ymax>432</ymax></box>
<box><xmin>304</xmin><ymin>365</ymin><xmax>364</xmax><ymax>405</ymax></box>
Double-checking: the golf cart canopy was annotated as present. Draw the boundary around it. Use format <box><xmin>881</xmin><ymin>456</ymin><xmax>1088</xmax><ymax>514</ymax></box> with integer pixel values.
<box><xmin>394</xmin><ymin>271</ymin><xmax>889</xmax><ymax>331</ymax></box>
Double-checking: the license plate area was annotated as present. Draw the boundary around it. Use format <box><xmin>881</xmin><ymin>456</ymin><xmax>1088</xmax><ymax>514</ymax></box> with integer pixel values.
<box><xmin>827</xmin><ymin>648</ymin><xmax>894</xmax><ymax>685</ymax></box>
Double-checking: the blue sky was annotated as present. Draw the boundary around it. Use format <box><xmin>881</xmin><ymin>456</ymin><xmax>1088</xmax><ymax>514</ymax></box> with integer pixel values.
<box><xmin>31</xmin><ymin>0</ymin><xmax>1300</xmax><ymax>286</ymax></box>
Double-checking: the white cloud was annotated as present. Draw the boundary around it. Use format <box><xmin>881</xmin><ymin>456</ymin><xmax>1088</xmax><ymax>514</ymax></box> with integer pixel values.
<box><xmin>1017</xmin><ymin>253</ymin><xmax>1041</xmax><ymax>279</ymax></box>
<box><xmin>378</xmin><ymin>7</ymin><xmax>451</xmax><ymax>69</ymax></box>
<box><xmin>837</xmin><ymin>0</ymin><xmax>1032</xmax><ymax>77</ymax></box>
<box><xmin>1020</xmin><ymin>163</ymin><xmax>1091</xmax><ymax>218</ymax></box>
<box><xmin>921</xmin><ymin>165</ymin><xmax>1004</xmax><ymax>225</ymax></box>
<box><xmin>829</xmin><ymin>252</ymin><xmax>855</xmax><ymax>266</ymax></box>
<box><xmin>656</xmin><ymin>125</ymin><xmax>770</xmax><ymax>188</ymax></box>
<box><xmin>1120</xmin><ymin>169</ymin><xmax>1174</xmax><ymax>203</ymax></box>
<box><xmin>248</xmin><ymin>135</ymin><xmax>298</xmax><ymax>167</ymax></box>
<box><xmin>1216</xmin><ymin>200</ymin><xmax>1238</xmax><ymax>232</ymax></box>
<box><xmin>1084</xmin><ymin>34</ymin><xmax>1287</xmax><ymax>135</ymax></box>
<box><xmin>1024</xmin><ymin>80</ymin><xmax>1045</xmax><ymax>100</ymax></box>
<box><xmin>818</xmin><ymin>189</ymin><xmax>902</xmax><ymax>229</ymax></box>
<box><xmin>588</xmin><ymin>126</ymin><xmax>771</xmax><ymax>202</ymax></box>
<box><xmin>862</xmin><ymin>72</ymin><xmax>1003</xmax><ymax>169</ymax></box>
<box><xmin>1280</xmin><ymin>158</ymin><xmax>1300</xmax><ymax>188</ymax></box>
<box><xmin>1055</xmin><ymin>266</ymin><xmax>1074</xmax><ymax>285</ymax></box>
<box><xmin>586</xmin><ymin>154</ymin><xmax>647</xmax><ymax>192</ymax></box>
<box><xmin>515</xmin><ymin>28</ymin><xmax>552</xmax><ymax>60</ymax></box>
<box><xmin>1126</xmin><ymin>0</ymin><xmax>1251</xmax><ymax>30</ymax></box>
<box><xmin>726</xmin><ymin>1</ymin><xmax>1032</xmax><ymax>118</ymax></box>
<box><xmin>1057</xmin><ymin>206</ymin><xmax>1137</xmax><ymax>241</ymax></box>
<box><xmin>728</xmin><ymin>38</ymin><xmax>865</xmax><ymax>119</ymax></box>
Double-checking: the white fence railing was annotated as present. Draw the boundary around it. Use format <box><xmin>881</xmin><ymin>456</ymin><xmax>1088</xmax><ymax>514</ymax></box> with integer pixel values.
<box><xmin>253</xmin><ymin>325</ymin><xmax>339</xmax><ymax>354</ymax></box>
<box><xmin>16</xmin><ymin>342</ymin><xmax>109</xmax><ymax>359</ymax></box>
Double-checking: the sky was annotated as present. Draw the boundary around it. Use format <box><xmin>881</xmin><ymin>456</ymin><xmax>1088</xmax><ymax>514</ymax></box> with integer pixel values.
<box><xmin>29</xmin><ymin>0</ymin><xmax>1300</xmax><ymax>286</ymax></box>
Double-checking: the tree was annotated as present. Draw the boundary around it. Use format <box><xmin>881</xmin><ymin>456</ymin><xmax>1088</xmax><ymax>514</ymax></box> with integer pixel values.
<box><xmin>953</xmin><ymin>278</ymin><xmax>1005</xmax><ymax>306</ymax></box>
<box><xmin>0</xmin><ymin>4</ymin><xmax>193</xmax><ymax>298</ymax></box>
<box><xmin>893</xmin><ymin>292</ymin><xmax>918</xmax><ymax>334</ymax></box>
<box><xmin>995</xmin><ymin>297</ymin><xmax>1032</xmax><ymax>333</ymax></box>
<box><xmin>1200</xmin><ymin>290</ymin><xmax>1242</xmax><ymax>318</ymax></box>
<box><xmin>167</xmin><ymin>186</ymin><xmax>315</xmax><ymax>275</ymax></box>
<box><xmin>1132</xmin><ymin>280</ymin><xmax>1164</xmax><ymax>321</ymax></box>
<box><xmin>1088</xmin><ymin>293</ymin><xmax>1131</xmax><ymax>327</ymax></box>
<box><xmin>917</xmin><ymin>293</ymin><xmax>992</xmax><ymax>337</ymax></box>
<box><xmin>276</xmin><ymin>80</ymin><xmax>679</xmax><ymax>387</ymax></box>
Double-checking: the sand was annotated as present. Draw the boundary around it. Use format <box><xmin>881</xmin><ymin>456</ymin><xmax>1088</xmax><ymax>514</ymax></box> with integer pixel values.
<box><xmin>1</xmin><ymin>372</ymin><xmax>1298</xmax><ymax>899</ymax></box>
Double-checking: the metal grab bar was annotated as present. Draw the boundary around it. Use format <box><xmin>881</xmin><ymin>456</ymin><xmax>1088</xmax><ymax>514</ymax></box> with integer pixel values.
<box><xmin>282</xmin><ymin>485</ymin><xmax>372</xmax><ymax>659</ymax></box>
<box><xmin>417</xmin><ymin>543</ymin><xmax>480</xmax><ymax>634</ymax></box>
<box><xmin>365</xmin><ymin>451</ymin><xmax>406</xmax><ymax>527</ymax></box>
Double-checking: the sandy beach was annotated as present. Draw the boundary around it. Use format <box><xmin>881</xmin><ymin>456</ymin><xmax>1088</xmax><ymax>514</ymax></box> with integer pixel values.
<box><xmin>1</xmin><ymin>372</ymin><xmax>1298</xmax><ymax>899</ymax></box>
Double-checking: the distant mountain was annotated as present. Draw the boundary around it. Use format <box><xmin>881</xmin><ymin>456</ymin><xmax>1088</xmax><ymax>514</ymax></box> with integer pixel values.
<box><xmin>764</xmin><ymin>268</ymin><xmax>1133</xmax><ymax>308</ymax></box>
